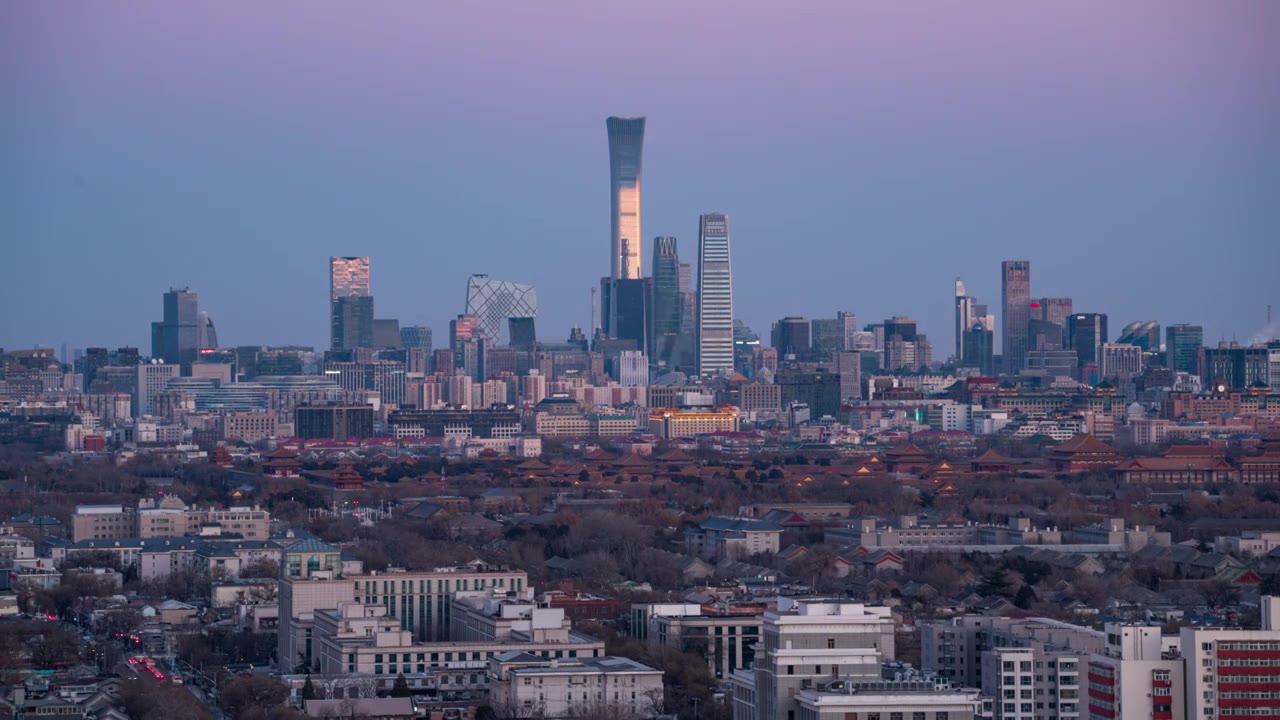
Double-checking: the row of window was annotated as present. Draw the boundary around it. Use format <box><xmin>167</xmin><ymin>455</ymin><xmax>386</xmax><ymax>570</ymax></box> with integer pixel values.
<box><xmin>1215</xmin><ymin>642</ymin><xmax>1280</xmax><ymax>651</ymax></box>
<box><xmin>1219</xmin><ymin>674</ymin><xmax>1280</xmax><ymax>683</ymax></box>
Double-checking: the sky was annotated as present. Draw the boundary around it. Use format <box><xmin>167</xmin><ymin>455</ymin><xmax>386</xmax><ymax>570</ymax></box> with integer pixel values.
<box><xmin>2</xmin><ymin>1</ymin><xmax>1278</xmax><ymax>357</ymax></box>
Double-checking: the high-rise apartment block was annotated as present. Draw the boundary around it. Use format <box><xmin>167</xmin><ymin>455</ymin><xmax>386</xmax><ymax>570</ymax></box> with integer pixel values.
<box><xmin>924</xmin><ymin>597</ymin><xmax>1280</xmax><ymax>720</ymax></box>
<box><xmin>607</xmin><ymin>116</ymin><xmax>645</xmax><ymax>280</ymax></box>
<box><xmin>1001</xmin><ymin>261</ymin><xmax>1032</xmax><ymax>374</ymax></box>
<box><xmin>697</xmin><ymin>213</ymin><xmax>734</xmax><ymax>375</ymax></box>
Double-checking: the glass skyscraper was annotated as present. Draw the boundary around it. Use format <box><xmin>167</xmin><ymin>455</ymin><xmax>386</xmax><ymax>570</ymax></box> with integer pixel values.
<box><xmin>697</xmin><ymin>213</ymin><xmax>734</xmax><ymax>375</ymax></box>
<box><xmin>330</xmin><ymin>256</ymin><xmax>372</xmax><ymax>352</ymax></box>
<box><xmin>651</xmin><ymin>236</ymin><xmax>693</xmax><ymax>372</ymax></box>
<box><xmin>464</xmin><ymin>274</ymin><xmax>537</xmax><ymax>345</ymax></box>
<box><xmin>1001</xmin><ymin>260</ymin><xmax>1031</xmax><ymax>374</ymax></box>
<box><xmin>1166</xmin><ymin>324</ymin><xmax>1203</xmax><ymax>374</ymax></box>
<box><xmin>607</xmin><ymin>116</ymin><xmax>645</xmax><ymax>280</ymax></box>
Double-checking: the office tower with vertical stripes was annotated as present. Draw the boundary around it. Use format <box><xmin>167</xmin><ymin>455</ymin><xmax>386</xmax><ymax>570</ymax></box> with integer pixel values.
<box><xmin>1001</xmin><ymin>260</ymin><xmax>1031</xmax><ymax>374</ymax></box>
<box><xmin>696</xmin><ymin>213</ymin><xmax>734</xmax><ymax>375</ymax></box>
<box><xmin>607</xmin><ymin>117</ymin><xmax>645</xmax><ymax>281</ymax></box>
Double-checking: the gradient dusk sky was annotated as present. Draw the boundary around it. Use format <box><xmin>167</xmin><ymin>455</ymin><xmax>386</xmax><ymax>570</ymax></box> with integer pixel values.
<box><xmin>2</xmin><ymin>1</ymin><xmax>1278</xmax><ymax>355</ymax></box>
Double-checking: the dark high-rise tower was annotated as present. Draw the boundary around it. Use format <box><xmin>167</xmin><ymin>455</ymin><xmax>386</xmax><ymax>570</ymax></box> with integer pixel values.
<box><xmin>1001</xmin><ymin>260</ymin><xmax>1031</xmax><ymax>374</ymax></box>
<box><xmin>330</xmin><ymin>256</ymin><xmax>372</xmax><ymax>352</ymax></box>
<box><xmin>1166</xmin><ymin>324</ymin><xmax>1204</xmax><ymax>375</ymax></box>
<box><xmin>771</xmin><ymin>317</ymin><xmax>810</xmax><ymax>360</ymax></box>
<box><xmin>962</xmin><ymin>322</ymin><xmax>995</xmax><ymax>376</ymax></box>
<box><xmin>651</xmin><ymin>236</ymin><xmax>692</xmax><ymax>372</ymax></box>
<box><xmin>151</xmin><ymin>287</ymin><xmax>200</xmax><ymax>372</ymax></box>
<box><xmin>1067</xmin><ymin>313</ymin><xmax>1108</xmax><ymax>368</ymax></box>
<box><xmin>607</xmin><ymin>117</ymin><xmax>645</xmax><ymax>280</ymax></box>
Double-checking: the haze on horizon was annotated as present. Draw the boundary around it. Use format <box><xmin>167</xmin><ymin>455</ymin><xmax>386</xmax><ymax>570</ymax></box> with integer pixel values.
<box><xmin>2</xmin><ymin>1</ymin><xmax>1278</xmax><ymax>354</ymax></box>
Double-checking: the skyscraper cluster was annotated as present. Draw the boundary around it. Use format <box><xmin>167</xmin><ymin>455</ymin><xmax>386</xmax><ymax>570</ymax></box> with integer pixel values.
<box><xmin>600</xmin><ymin>116</ymin><xmax>736</xmax><ymax>379</ymax></box>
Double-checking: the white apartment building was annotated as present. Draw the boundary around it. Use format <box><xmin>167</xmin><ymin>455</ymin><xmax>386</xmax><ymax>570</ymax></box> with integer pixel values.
<box><xmin>1085</xmin><ymin>624</ymin><xmax>1183</xmax><ymax>720</ymax></box>
<box><xmin>923</xmin><ymin>615</ymin><xmax>1099</xmax><ymax>720</ymax></box>
<box><xmin>926</xmin><ymin>602</ymin><xmax>1280</xmax><ymax>720</ymax></box>
<box><xmin>729</xmin><ymin>598</ymin><xmax>896</xmax><ymax>720</ymax></box>
<box><xmin>1180</xmin><ymin>597</ymin><xmax>1280</xmax><ymax>720</ymax></box>
<box><xmin>488</xmin><ymin>652</ymin><xmax>663</xmax><ymax>720</ymax></box>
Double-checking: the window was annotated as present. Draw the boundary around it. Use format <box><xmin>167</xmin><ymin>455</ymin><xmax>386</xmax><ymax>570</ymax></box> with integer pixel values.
<box><xmin>827</xmin><ymin>638</ymin><xmax>835</xmax><ymax>649</ymax></box>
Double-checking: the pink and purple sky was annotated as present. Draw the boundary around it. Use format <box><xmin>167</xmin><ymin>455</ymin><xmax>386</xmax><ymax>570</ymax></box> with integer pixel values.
<box><xmin>2</xmin><ymin>1</ymin><xmax>1278</xmax><ymax>352</ymax></box>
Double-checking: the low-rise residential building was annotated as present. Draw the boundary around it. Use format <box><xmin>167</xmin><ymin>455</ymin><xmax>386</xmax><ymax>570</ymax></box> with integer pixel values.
<box><xmin>1214</xmin><ymin>530</ymin><xmax>1280</xmax><ymax>557</ymax></box>
<box><xmin>685</xmin><ymin>517</ymin><xmax>784</xmax><ymax>561</ymax></box>
<box><xmin>70</xmin><ymin>504</ymin><xmax>135</xmax><ymax>542</ymax></box>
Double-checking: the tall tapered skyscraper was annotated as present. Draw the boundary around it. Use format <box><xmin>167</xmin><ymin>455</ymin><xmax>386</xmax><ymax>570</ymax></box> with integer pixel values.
<box><xmin>697</xmin><ymin>213</ymin><xmax>734</xmax><ymax>376</ymax></box>
<box><xmin>1001</xmin><ymin>260</ymin><xmax>1031</xmax><ymax>374</ymax></box>
<box><xmin>607</xmin><ymin>116</ymin><xmax>645</xmax><ymax>280</ymax></box>
<box><xmin>330</xmin><ymin>256</ymin><xmax>372</xmax><ymax>352</ymax></box>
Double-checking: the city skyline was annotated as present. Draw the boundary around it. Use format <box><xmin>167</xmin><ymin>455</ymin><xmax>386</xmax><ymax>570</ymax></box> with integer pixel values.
<box><xmin>2</xmin><ymin>2</ymin><xmax>1278</xmax><ymax>352</ymax></box>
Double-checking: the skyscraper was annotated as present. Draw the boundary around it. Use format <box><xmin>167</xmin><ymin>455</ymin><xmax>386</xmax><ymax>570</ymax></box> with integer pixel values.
<box><xmin>151</xmin><ymin>287</ymin><xmax>201</xmax><ymax>372</ymax></box>
<box><xmin>696</xmin><ymin>213</ymin><xmax>734</xmax><ymax>375</ymax></box>
<box><xmin>1067</xmin><ymin>313</ymin><xmax>1109</xmax><ymax>369</ymax></box>
<box><xmin>771</xmin><ymin>317</ymin><xmax>810</xmax><ymax>360</ymax></box>
<box><xmin>1166</xmin><ymin>324</ymin><xmax>1203</xmax><ymax>374</ymax></box>
<box><xmin>607</xmin><ymin>116</ymin><xmax>645</xmax><ymax>280</ymax></box>
<box><xmin>449</xmin><ymin>314</ymin><xmax>478</xmax><ymax>371</ymax></box>
<box><xmin>333</xmin><ymin>296</ymin><xmax>374</xmax><ymax>352</ymax></box>
<box><xmin>1117</xmin><ymin>321</ymin><xmax>1161</xmax><ymax>353</ymax></box>
<box><xmin>954</xmin><ymin>278</ymin><xmax>976</xmax><ymax>362</ymax></box>
<box><xmin>962</xmin><ymin>322</ymin><xmax>995</xmax><ymax>376</ymax></box>
<box><xmin>1001</xmin><ymin>260</ymin><xmax>1032</xmax><ymax>374</ymax></box>
<box><xmin>400</xmin><ymin>326</ymin><xmax>433</xmax><ymax>353</ymax></box>
<box><xmin>330</xmin><ymin>257</ymin><xmax>372</xmax><ymax>352</ymax></box>
<box><xmin>464</xmin><ymin>274</ymin><xmax>537</xmax><ymax>345</ymax></box>
<box><xmin>809</xmin><ymin>318</ymin><xmax>845</xmax><ymax>362</ymax></box>
<box><xmin>651</xmin><ymin>236</ymin><xmax>692</xmax><ymax>372</ymax></box>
